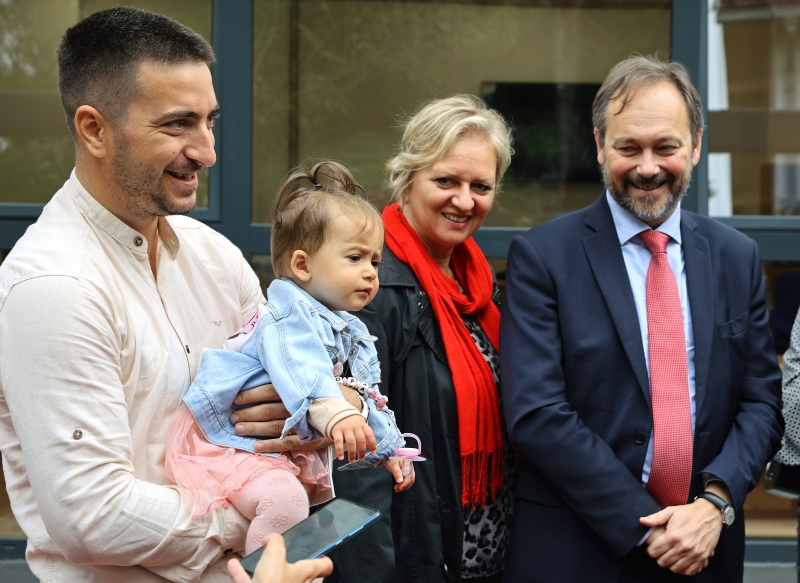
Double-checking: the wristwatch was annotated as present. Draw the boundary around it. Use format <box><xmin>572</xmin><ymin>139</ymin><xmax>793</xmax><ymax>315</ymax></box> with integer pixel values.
<box><xmin>694</xmin><ymin>491</ymin><xmax>735</xmax><ymax>528</ymax></box>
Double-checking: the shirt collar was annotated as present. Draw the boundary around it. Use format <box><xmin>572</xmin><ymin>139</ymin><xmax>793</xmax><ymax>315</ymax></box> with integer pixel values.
<box><xmin>66</xmin><ymin>169</ymin><xmax>180</xmax><ymax>257</ymax></box>
<box><xmin>605</xmin><ymin>190</ymin><xmax>682</xmax><ymax>246</ymax></box>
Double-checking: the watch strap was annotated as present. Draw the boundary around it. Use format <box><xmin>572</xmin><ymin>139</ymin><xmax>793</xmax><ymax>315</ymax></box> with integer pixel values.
<box><xmin>695</xmin><ymin>491</ymin><xmax>733</xmax><ymax>527</ymax></box>
<box><xmin>695</xmin><ymin>491</ymin><xmax>727</xmax><ymax>510</ymax></box>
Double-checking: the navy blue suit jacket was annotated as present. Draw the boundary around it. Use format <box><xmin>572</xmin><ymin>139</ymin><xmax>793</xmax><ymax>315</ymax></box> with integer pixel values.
<box><xmin>500</xmin><ymin>195</ymin><xmax>783</xmax><ymax>582</ymax></box>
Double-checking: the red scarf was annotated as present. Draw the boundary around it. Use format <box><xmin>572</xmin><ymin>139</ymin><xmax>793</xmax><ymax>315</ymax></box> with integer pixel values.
<box><xmin>382</xmin><ymin>203</ymin><xmax>503</xmax><ymax>508</ymax></box>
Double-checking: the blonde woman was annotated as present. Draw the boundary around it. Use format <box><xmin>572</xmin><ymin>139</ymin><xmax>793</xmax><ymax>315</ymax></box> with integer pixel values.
<box><xmin>329</xmin><ymin>95</ymin><xmax>516</xmax><ymax>583</ymax></box>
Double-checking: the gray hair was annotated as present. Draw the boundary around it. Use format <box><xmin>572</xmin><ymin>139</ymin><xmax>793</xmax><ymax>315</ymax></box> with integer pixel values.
<box><xmin>592</xmin><ymin>55</ymin><xmax>704</xmax><ymax>148</ymax></box>
<box><xmin>385</xmin><ymin>95</ymin><xmax>513</xmax><ymax>202</ymax></box>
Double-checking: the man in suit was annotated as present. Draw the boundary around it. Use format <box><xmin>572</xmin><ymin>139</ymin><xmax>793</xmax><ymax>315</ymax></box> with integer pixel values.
<box><xmin>500</xmin><ymin>55</ymin><xmax>783</xmax><ymax>582</ymax></box>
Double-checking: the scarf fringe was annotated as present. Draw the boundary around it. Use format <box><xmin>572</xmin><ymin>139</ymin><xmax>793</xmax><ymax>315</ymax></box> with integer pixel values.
<box><xmin>382</xmin><ymin>203</ymin><xmax>505</xmax><ymax>508</ymax></box>
<box><xmin>461</xmin><ymin>448</ymin><xmax>505</xmax><ymax>509</ymax></box>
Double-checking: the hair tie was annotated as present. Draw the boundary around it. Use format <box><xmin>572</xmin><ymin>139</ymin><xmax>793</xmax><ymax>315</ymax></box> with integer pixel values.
<box><xmin>314</xmin><ymin>182</ymin><xmax>321</xmax><ymax>189</ymax></box>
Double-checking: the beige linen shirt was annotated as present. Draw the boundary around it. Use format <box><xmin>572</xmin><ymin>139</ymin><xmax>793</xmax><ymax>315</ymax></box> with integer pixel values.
<box><xmin>0</xmin><ymin>171</ymin><xmax>264</xmax><ymax>582</ymax></box>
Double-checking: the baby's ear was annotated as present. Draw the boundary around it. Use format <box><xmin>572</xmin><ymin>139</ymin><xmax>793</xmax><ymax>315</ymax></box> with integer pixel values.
<box><xmin>290</xmin><ymin>250</ymin><xmax>312</xmax><ymax>282</ymax></box>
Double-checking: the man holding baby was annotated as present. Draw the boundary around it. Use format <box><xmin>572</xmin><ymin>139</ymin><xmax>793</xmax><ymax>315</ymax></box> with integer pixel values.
<box><xmin>0</xmin><ymin>7</ymin><xmax>332</xmax><ymax>582</ymax></box>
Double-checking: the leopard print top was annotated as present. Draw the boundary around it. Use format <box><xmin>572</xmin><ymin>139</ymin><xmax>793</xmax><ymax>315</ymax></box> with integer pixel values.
<box><xmin>460</xmin><ymin>315</ymin><xmax>517</xmax><ymax>579</ymax></box>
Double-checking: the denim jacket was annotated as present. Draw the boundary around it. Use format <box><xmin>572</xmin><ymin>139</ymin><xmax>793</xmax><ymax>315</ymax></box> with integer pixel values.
<box><xmin>183</xmin><ymin>278</ymin><xmax>401</xmax><ymax>469</ymax></box>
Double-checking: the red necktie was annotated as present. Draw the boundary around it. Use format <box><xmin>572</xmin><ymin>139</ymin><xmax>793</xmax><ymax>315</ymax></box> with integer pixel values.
<box><xmin>638</xmin><ymin>230</ymin><xmax>693</xmax><ymax>508</ymax></box>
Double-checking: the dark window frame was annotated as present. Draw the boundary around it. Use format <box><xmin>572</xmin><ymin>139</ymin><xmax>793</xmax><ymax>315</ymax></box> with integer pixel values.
<box><xmin>1</xmin><ymin>0</ymin><xmax>797</xmax><ymax>262</ymax></box>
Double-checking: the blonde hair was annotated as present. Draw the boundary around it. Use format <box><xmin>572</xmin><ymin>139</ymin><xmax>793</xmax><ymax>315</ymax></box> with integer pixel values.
<box><xmin>385</xmin><ymin>95</ymin><xmax>513</xmax><ymax>203</ymax></box>
<box><xmin>270</xmin><ymin>160</ymin><xmax>383</xmax><ymax>278</ymax></box>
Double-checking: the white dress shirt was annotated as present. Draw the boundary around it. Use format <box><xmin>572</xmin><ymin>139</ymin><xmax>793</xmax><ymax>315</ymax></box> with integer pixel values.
<box><xmin>0</xmin><ymin>171</ymin><xmax>264</xmax><ymax>582</ymax></box>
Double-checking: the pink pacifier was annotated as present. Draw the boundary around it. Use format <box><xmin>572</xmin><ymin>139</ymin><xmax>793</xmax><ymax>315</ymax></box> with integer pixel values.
<box><xmin>390</xmin><ymin>433</ymin><xmax>426</xmax><ymax>476</ymax></box>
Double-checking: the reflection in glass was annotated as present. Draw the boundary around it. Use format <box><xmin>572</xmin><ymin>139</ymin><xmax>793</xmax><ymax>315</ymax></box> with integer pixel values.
<box><xmin>484</xmin><ymin>82</ymin><xmax>602</xmax><ymax>227</ymax></box>
<box><xmin>0</xmin><ymin>0</ymin><xmax>76</xmax><ymax>205</ymax></box>
<box><xmin>710</xmin><ymin>1</ymin><xmax>800</xmax><ymax>216</ymax></box>
<box><xmin>252</xmin><ymin>0</ymin><xmax>670</xmax><ymax>227</ymax></box>
<box><xmin>742</xmin><ymin>261</ymin><xmax>800</xmax><ymax>529</ymax></box>
<box><xmin>0</xmin><ymin>0</ymin><xmax>211</xmax><ymax>207</ymax></box>
<box><xmin>764</xmin><ymin>261</ymin><xmax>800</xmax><ymax>356</ymax></box>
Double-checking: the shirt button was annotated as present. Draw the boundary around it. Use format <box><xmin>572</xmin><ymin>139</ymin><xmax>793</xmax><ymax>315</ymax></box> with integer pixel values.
<box><xmin>634</xmin><ymin>432</ymin><xmax>645</xmax><ymax>445</ymax></box>
<box><xmin>419</xmin><ymin>290</ymin><xmax>426</xmax><ymax>296</ymax></box>
<box><xmin>73</xmin><ymin>430</ymin><xmax>83</xmax><ymax>440</ymax></box>
<box><xmin>134</xmin><ymin>236</ymin><xmax>144</xmax><ymax>247</ymax></box>
<box><xmin>417</xmin><ymin>301</ymin><xmax>424</xmax><ymax>309</ymax></box>
<box><xmin>223</xmin><ymin>548</ymin><xmax>233</xmax><ymax>556</ymax></box>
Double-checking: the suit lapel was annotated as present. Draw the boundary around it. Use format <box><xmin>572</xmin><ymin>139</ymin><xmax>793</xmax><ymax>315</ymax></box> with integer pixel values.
<box><xmin>681</xmin><ymin>212</ymin><xmax>714</xmax><ymax>416</ymax></box>
<box><xmin>582</xmin><ymin>196</ymin><xmax>650</xmax><ymax>399</ymax></box>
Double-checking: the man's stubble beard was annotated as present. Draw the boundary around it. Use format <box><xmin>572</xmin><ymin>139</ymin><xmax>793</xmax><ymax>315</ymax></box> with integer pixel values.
<box><xmin>602</xmin><ymin>157</ymin><xmax>692</xmax><ymax>224</ymax></box>
<box><xmin>111</xmin><ymin>133</ymin><xmax>199</xmax><ymax>220</ymax></box>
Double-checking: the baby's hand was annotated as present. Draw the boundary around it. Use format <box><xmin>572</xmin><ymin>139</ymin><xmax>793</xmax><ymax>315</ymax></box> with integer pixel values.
<box><xmin>331</xmin><ymin>415</ymin><xmax>376</xmax><ymax>463</ymax></box>
<box><xmin>379</xmin><ymin>458</ymin><xmax>415</xmax><ymax>493</ymax></box>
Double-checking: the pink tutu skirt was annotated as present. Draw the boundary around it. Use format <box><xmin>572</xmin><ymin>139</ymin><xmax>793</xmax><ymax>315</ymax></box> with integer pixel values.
<box><xmin>165</xmin><ymin>404</ymin><xmax>332</xmax><ymax>518</ymax></box>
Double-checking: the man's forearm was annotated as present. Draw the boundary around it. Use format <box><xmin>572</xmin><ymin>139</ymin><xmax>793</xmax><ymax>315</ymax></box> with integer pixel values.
<box><xmin>231</xmin><ymin>384</ymin><xmax>360</xmax><ymax>453</ymax></box>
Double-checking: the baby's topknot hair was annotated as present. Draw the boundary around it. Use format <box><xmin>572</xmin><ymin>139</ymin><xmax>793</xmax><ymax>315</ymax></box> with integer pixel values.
<box><xmin>270</xmin><ymin>160</ymin><xmax>384</xmax><ymax>279</ymax></box>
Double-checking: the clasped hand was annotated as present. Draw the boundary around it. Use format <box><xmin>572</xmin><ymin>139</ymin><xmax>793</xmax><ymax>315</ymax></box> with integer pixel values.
<box><xmin>640</xmin><ymin>495</ymin><xmax>726</xmax><ymax>576</ymax></box>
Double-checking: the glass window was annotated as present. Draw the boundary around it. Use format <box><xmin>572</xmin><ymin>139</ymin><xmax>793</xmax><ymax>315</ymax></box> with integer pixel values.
<box><xmin>0</xmin><ymin>0</ymin><xmax>212</xmax><ymax>207</ymax></box>
<box><xmin>742</xmin><ymin>261</ymin><xmax>800</xmax><ymax>537</ymax></box>
<box><xmin>252</xmin><ymin>0</ymin><xmax>671</xmax><ymax>227</ymax></box>
<box><xmin>709</xmin><ymin>2</ymin><xmax>800</xmax><ymax>217</ymax></box>
<box><xmin>765</xmin><ymin>261</ymin><xmax>800</xmax><ymax>356</ymax></box>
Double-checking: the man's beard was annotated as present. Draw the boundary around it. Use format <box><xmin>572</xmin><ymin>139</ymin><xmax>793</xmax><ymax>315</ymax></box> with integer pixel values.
<box><xmin>111</xmin><ymin>134</ymin><xmax>200</xmax><ymax>220</ymax></box>
<box><xmin>603</xmin><ymin>161</ymin><xmax>692</xmax><ymax>224</ymax></box>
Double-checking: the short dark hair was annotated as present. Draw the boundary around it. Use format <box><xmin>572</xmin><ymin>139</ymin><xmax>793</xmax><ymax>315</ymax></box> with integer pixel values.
<box><xmin>593</xmin><ymin>55</ymin><xmax>704</xmax><ymax>148</ymax></box>
<box><xmin>57</xmin><ymin>7</ymin><xmax>215</xmax><ymax>140</ymax></box>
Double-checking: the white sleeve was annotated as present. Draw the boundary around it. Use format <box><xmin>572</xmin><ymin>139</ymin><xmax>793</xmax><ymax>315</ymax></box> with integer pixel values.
<box><xmin>238</xmin><ymin>253</ymin><xmax>266</xmax><ymax>318</ymax></box>
<box><xmin>0</xmin><ymin>276</ymin><xmax>249</xmax><ymax>581</ymax></box>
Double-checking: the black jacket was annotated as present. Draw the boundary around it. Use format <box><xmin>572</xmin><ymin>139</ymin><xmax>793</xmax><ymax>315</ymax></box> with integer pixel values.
<box><xmin>326</xmin><ymin>247</ymin><xmax>501</xmax><ymax>583</ymax></box>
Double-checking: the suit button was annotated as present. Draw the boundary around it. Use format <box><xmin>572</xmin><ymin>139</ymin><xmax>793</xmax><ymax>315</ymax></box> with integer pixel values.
<box><xmin>634</xmin><ymin>432</ymin><xmax>645</xmax><ymax>444</ymax></box>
